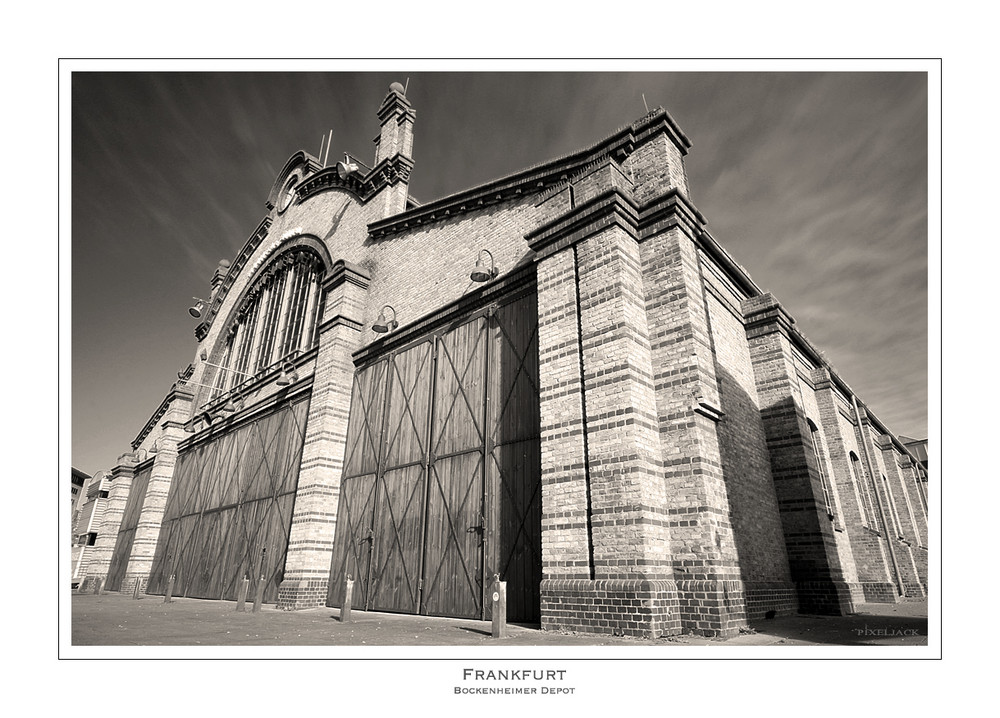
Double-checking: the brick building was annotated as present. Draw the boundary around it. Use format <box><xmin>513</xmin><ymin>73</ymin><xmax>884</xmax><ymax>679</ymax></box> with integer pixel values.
<box><xmin>79</xmin><ymin>83</ymin><xmax>928</xmax><ymax>638</ymax></box>
<box><xmin>72</xmin><ymin>469</ymin><xmax>109</xmax><ymax>587</ymax></box>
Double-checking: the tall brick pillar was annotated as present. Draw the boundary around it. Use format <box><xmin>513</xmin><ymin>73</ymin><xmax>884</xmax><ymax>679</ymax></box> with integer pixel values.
<box><xmin>874</xmin><ymin>435</ymin><xmax>925</xmax><ymax>598</ymax></box>
<box><xmin>277</xmin><ymin>260</ymin><xmax>370</xmax><ymax>610</ymax></box>
<box><xmin>530</xmin><ymin>180</ymin><xmax>680</xmax><ymax>639</ymax></box>
<box><xmin>372</xmin><ymin>84</ymin><xmax>415</xmax><ymax>218</ymax></box>
<box><xmin>121</xmin><ymin>389</ymin><xmax>194</xmax><ymax>595</ymax></box>
<box><xmin>79</xmin><ymin>461</ymin><xmax>135</xmax><ymax>592</ymax></box>
<box><xmin>535</xmin><ymin>248</ymin><xmax>593</xmax><ymax>582</ymax></box>
<box><xmin>638</xmin><ymin>197</ymin><xmax>755</xmax><ymax>636</ymax></box>
<box><xmin>742</xmin><ymin>294</ymin><xmax>855</xmax><ymax>614</ymax></box>
<box><xmin>812</xmin><ymin>369</ymin><xmax>896</xmax><ymax>603</ymax></box>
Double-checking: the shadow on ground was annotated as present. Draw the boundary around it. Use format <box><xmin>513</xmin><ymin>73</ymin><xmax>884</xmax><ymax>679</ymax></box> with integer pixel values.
<box><xmin>70</xmin><ymin>593</ymin><xmax>927</xmax><ymax>648</ymax></box>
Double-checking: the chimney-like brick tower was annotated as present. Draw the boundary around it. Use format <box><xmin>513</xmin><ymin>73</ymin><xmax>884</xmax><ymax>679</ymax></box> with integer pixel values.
<box><xmin>373</xmin><ymin>82</ymin><xmax>415</xmax><ymax>217</ymax></box>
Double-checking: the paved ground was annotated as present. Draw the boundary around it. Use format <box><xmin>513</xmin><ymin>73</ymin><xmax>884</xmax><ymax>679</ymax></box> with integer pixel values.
<box><xmin>70</xmin><ymin>593</ymin><xmax>928</xmax><ymax>647</ymax></box>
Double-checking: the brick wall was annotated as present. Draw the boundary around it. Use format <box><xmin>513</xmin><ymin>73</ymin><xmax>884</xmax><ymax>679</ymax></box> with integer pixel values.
<box><xmin>702</xmin><ymin>274</ymin><xmax>797</xmax><ymax>620</ymax></box>
<box><xmin>859</xmin><ymin>413</ymin><xmax>924</xmax><ymax>598</ymax></box>
<box><xmin>742</xmin><ymin>294</ymin><xmax>856</xmax><ymax>615</ymax></box>
<box><xmin>796</xmin><ymin>365</ymin><xmax>862</xmax><ymax>599</ymax></box>
<box><xmin>78</xmin><ymin>466</ymin><xmax>130</xmax><ymax>592</ymax></box>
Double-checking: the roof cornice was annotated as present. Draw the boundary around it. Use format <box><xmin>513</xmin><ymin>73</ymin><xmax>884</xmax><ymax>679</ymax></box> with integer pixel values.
<box><xmin>367</xmin><ymin>107</ymin><xmax>689</xmax><ymax>239</ymax></box>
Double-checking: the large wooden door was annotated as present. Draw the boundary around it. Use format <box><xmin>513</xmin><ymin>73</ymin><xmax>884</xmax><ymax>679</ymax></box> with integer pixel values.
<box><xmin>328</xmin><ymin>288</ymin><xmax>540</xmax><ymax>621</ymax></box>
<box><xmin>421</xmin><ymin>316</ymin><xmax>489</xmax><ymax>618</ymax></box>
<box><xmin>146</xmin><ymin>396</ymin><xmax>309</xmax><ymax>603</ymax></box>
<box><xmin>368</xmin><ymin>339</ymin><xmax>433</xmax><ymax>613</ymax></box>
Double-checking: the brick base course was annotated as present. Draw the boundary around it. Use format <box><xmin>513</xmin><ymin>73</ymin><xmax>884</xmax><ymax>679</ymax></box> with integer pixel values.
<box><xmin>744</xmin><ymin>581</ymin><xmax>799</xmax><ymax>622</ymax></box>
<box><xmin>861</xmin><ymin>581</ymin><xmax>900</xmax><ymax>603</ymax></box>
<box><xmin>540</xmin><ymin>579</ymin><xmax>681</xmax><ymax>638</ymax></box>
<box><xmin>120</xmin><ymin>574</ymin><xmax>149</xmax><ymax>597</ymax></box>
<box><xmin>674</xmin><ymin>580</ymin><xmax>747</xmax><ymax>637</ymax></box>
<box><xmin>277</xmin><ymin>578</ymin><xmax>330</xmax><ymax>610</ymax></box>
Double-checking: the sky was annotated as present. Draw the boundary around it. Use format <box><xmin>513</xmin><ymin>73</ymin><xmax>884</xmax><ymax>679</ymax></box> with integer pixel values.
<box><xmin>70</xmin><ymin>67</ymin><xmax>931</xmax><ymax>476</ymax></box>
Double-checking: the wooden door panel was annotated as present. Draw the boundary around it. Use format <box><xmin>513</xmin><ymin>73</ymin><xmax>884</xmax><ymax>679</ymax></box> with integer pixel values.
<box><xmin>342</xmin><ymin>360</ymin><xmax>388</xmax><ymax>479</ymax></box>
<box><xmin>327</xmin><ymin>472</ymin><xmax>377</xmax><ymax>608</ymax></box>
<box><xmin>383</xmin><ymin>341</ymin><xmax>433</xmax><ymax>469</ymax></box>
<box><xmin>369</xmin><ymin>464</ymin><xmax>426</xmax><ymax>613</ymax></box>
<box><xmin>421</xmin><ymin>451</ymin><xmax>485</xmax><ymax>618</ymax></box>
<box><xmin>488</xmin><ymin>296</ymin><xmax>540</xmax><ymax>446</ymax></box>
<box><xmin>488</xmin><ymin>439</ymin><xmax>542</xmax><ymax>622</ymax></box>
<box><xmin>433</xmin><ymin>318</ymin><xmax>487</xmax><ymax>459</ymax></box>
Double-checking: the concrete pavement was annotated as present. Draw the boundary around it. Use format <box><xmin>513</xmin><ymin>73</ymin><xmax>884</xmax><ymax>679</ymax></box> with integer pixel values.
<box><xmin>70</xmin><ymin>592</ymin><xmax>928</xmax><ymax>648</ymax></box>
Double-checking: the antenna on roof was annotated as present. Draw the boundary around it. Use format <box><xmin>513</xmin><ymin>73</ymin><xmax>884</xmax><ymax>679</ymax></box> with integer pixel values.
<box><xmin>404</xmin><ymin>77</ymin><xmax>410</xmax><ymax>95</ymax></box>
<box><xmin>318</xmin><ymin>133</ymin><xmax>326</xmax><ymax>164</ymax></box>
<box><xmin>323</xmin><ymin>130</ymin><xmax>333</xmax><ymax>167</ymax></box>
<box><xmin>642</xmin><ymin>93</ymin><xmax>650</xmax><ymax>114</ymax></box>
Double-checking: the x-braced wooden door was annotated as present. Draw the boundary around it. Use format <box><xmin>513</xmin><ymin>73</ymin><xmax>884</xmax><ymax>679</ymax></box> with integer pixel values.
<box><xmin>420</xmin><ymin>313</ymin><xmax>489</xmax><ymax>618</ymax></box>
<box><xmin>328</xmin><ymin>290</ymin><xmax>540</xmax><ymax>621</ymax></box>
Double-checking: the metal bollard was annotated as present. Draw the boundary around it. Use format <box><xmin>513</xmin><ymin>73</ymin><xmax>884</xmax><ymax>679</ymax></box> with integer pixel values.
<box><xmin>252</xmin><ymin>575</ymin><xmax>265</xmax><ymax>613</ymax></box>
<box><xmin>236</xmin><ymin>577</ymin><xmax>249</xmax><ymax>612</ymax></box>
<box><xmin>132</xmin><ymin>578</ymin><xmax>142</xmax><ymax>599</ymax></box>
<box><xmin>340</xmin><ymin>575</ymin><xmax>353</xmax><ymax>623</ymax></box>
<box><xmin>491</xmin><ymin>574</ymin><xmax>507</xmax><ymax>639</ymax></box>
<box><xmin>164</xmin><ymin>574</ymin><xmax>175</xmax><ymax>603</ymax></box>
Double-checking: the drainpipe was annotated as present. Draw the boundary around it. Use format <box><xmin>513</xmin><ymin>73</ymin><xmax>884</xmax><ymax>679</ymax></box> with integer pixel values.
<box><xmin>852</xmin><ymin>395</ymin><xmax>903</xmax><ymax>596</ymax></box>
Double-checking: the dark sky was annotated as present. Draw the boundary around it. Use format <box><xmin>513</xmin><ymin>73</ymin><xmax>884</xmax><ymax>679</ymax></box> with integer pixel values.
<box><xmin>71</xmin><ymin>70</ymin><xmax>929</xmax><ymax>475</ymax></box>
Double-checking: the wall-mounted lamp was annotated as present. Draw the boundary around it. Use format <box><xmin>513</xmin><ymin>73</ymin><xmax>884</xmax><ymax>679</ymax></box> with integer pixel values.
<box><xmin>276</xmin><ymin>362</ymin><xmax>300</xmax><ymax>386</ymax></box>
<box><xmin>221</xmin><ymin>393</ymin><xmax>245</xmax><ymax>413</ymax></box>
<box><xmin>373</xmin><ymin>305</ymin><xmax>399</xmax><ymax>333</ymax></box>
<box><xmin>337</xmin><ymin>155</ymin><xmax>360</xmax><ymax>179</ymax></box>
<box><xmin>189</xmin><ymin>297</ymin><xmax>209</xmax><ymax>318</ymax></box>
<box><xmin>471</xmin><ymin>249</ymin><xmax>499</xmax><ymax>283</ymax></box>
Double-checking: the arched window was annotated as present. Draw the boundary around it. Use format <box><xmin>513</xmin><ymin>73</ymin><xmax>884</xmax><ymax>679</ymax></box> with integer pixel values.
<box><xmin>883</xmin><ymin>474</ymin><xmax>905</xmax><ymax>539</ymax></box>
<box><xmin>278</xmin><ymin>174</ymin><xmax>298</xmax><ymax>212</ymax></box>
<box><xmin>212</xmin><ymin>248</ymin><xmax>324</xmax><ymax>398</ymax></box>
<box><xmin>808</xmin><ymin>419</ymin><xmax>835</xmax><ymax>518</ymax></box>
<box><xmin>849</xmin><ymin>451</ymin><xmax>876</xmax><ymax>528</ymax></box>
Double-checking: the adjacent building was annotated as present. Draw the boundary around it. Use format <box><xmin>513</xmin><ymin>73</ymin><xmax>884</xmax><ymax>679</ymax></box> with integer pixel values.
<box><xmin>71</xmin><ymin>469</ymin><xmax>110</xmax><ymax>587</ymax></box>
<box><xmin>79</xmin><ymin>83</ymin><xmax>928</xmax><ymax>638</ymax></box>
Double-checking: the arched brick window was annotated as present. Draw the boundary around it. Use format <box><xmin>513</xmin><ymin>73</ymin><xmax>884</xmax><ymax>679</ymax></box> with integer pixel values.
<box><xmin>808</xmin><ymin>419</ymin><xmax>835</xmax><ymax>518</ymax></box>
<box><xmin>882</xmin><ymin>474</ymin><xmax>905</xmax><ymax>540</ymax></box>
<box><xmin>849</xmin><ymin>451</ymin><xmax>877</xmax><ymax>528</ymax></box>
<box><xmin>212</xmin><ymin>248</ymin><xmax>324</xmax><ymax>397</ymax></box>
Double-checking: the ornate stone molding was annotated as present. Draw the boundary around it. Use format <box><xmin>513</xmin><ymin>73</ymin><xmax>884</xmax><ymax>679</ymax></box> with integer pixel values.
<box><xmin>195</xmin><ymin>217</ymin><xmax>272</xmax><ymax>341</ymax></box>
<box><xmin>295</xmin><ymin>154</ymin><xmax>414</xmax><ymax>206</ymax></box>
<box><xmin>323</xmin><ymin>259</ymin><xmax>371</xmax><ymax>292</ymax></box>
<box><xmin>131</xmin><ymin>386</ymin><xmax>195</xmax><ymax>450</ymax></box>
